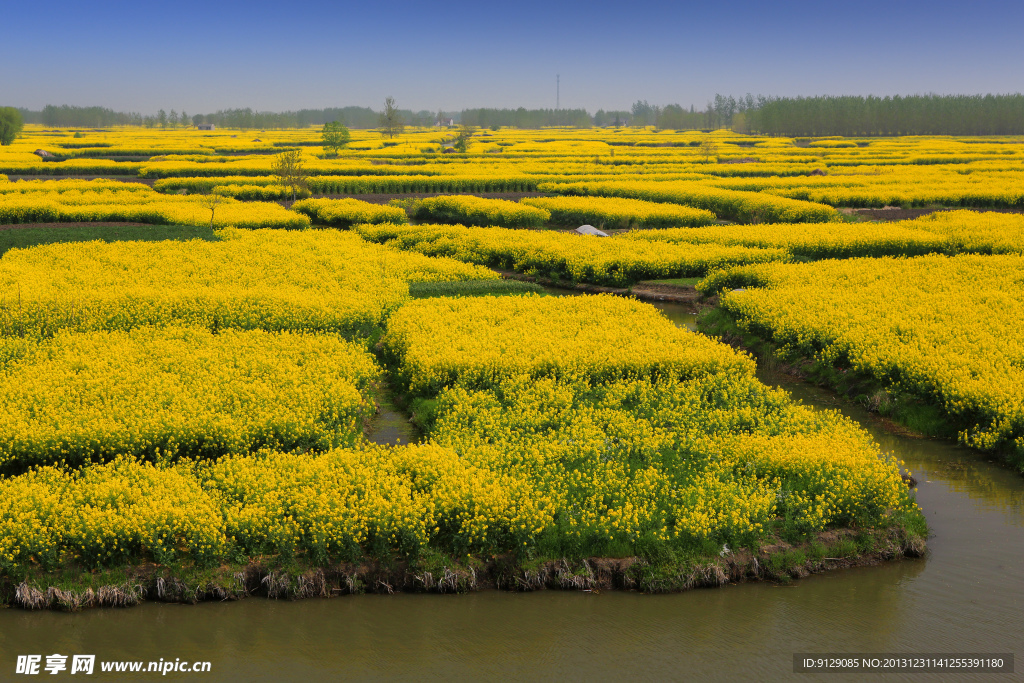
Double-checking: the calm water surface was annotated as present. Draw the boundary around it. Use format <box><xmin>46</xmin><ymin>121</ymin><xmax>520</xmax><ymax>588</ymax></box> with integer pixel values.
<box><xmin>1</xmin><ymin>299</ymin><xmax>1020</xmax><ymax>681</ymax></box>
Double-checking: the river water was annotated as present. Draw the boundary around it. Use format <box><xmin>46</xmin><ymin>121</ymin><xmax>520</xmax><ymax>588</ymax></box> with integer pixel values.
<box><xmin>1</xmin><ymin>298</ymin><xmax>1021</xmax><ymax>681</ymax></box>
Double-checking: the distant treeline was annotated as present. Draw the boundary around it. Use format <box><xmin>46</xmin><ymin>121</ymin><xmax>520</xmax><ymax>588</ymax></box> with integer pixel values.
<box><xmin>22</xmin><ymin>105</ymin><xmax>142</xmax><ymax>127</ymax></box>
<box><xmin>460</xmin><ymin>108</ymin><xmax>593</xmax><ymax>128</ymax></box>
<box><xmin>18</xmin><ymin>105</ymin><xmax>438</xmax><ymax>130</ymax></box>
<box><xmin>25</xmin><ymin>105</ymin><xmax>198</xmax><ymax>129</ymax></box>
<box><xmin>628</xmin><ymin>94</ymin><xmax>1024</xmax><ymax>135</ymax></box>
<box><xmin>196</xmin><ymin>107</ymin><xmax>437</xmax><ymax>129</ymax></box>
<box><xmin>743</xmin><ymin>94</ymin><xmax>1024</xmax><ymax>136</ymax></box>
<box><xmin>15</xmin><ymin>94</ymin><xmax>1024</xmax><ymax>135</ymax></box>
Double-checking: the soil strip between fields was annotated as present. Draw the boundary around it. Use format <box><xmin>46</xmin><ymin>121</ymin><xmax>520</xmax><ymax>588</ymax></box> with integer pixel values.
<box><xmin>494</xmin><ymin>269</ymin><xmax>704</xmax><ymax>307</ymax></box>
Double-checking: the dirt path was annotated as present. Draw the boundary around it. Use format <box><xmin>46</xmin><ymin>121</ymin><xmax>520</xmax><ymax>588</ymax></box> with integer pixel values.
<box><xmin>846</xmin><ymin>206</ymin><xmax>1024</xmax><ymax>221</ymax></box>
<box><xmin>495</xmin><ymin>269</ymin><xmax>703</xmax><ymax>308</ymax></box>
<box><xmin>365</xmin><ymin>395</ymin><xmax>417</xmax><ymax>446</ymax></box>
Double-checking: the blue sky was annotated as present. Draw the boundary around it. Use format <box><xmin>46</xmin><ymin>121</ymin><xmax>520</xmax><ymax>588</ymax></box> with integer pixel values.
<box><xmin>4</xmin><ymin>0</ymin><xmax>1023</xmax><ymax>114</ymax></box>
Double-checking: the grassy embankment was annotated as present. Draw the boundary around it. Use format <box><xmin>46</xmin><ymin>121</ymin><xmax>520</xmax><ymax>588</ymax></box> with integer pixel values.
<box><xmin>0</xmin><ymin>224</ymin><xmax>217</xmax><ymax>257</ymax></box>
<box><xmin>3</xmin><ymin>526</ymin><xmax>924</xmax><ymax>610</ymax></box>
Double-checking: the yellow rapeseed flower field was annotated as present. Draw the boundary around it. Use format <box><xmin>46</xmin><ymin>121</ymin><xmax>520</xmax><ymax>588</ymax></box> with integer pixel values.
<box><xmin>0</xmin><ymin>227</ymin><xmax>494</xmax><ymax>338</ymax></box>
<box><xmin>0</xmin><ymin>326</ymin><xmax>382</xmax><ymax>472</ymax></box>
<box><xmin>0</xmin><ymin>179</ymin><xmax>309</xmax><ymax>229</ymax></box>
<box><xmin>701</xmin><ymin>254</ymin><xmax>1024</xmax><ymax>464</ymax></box>
<box><xmin>624</xmin><ymin>210</ymin><xmax>1024</xmax><ymax>259</ymax></box>
<box><xmin>542</xmin><ymin>180</ymin><xmax>840</xmax><ymax>223</ymax></box>
<box><xmin>412</xmin><ymin>195</ymin><xmax>551</xmax><ymax>228</ymax></box>
<box><xmin>521</xmin><ymin>195</ymin><xmax>716</xmax><ymax>229</ymax></box>
<box><xmin>0</xmin><ymin>126</ymin><xmax>964</xmax><ymax>579</ymax></box>
<box><xmin>355</xmin><ymin>223</ymin><xmax>787</xmax><ymax>286</ymax></box>
<box><xmin>292</xmin><ymin>197</ymin><xmax>409</xmax><ymax>228</ymax></box>
<box><xmin>382</xmin><ymin>294</ymin><xmax>754</xmax><ymax>394</ymax></box>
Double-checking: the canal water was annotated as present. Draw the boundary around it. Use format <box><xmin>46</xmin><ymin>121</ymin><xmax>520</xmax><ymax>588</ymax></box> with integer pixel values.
<box><xmin>1</xmin><ymin>298</ymin><xmax>1021</xmax><ymax>681</ymax></box>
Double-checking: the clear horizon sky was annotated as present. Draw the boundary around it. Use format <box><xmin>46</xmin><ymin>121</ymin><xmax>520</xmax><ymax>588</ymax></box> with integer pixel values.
<box><xmin>4</xmin><ymin>0</ymin><xmax>1023</xmax><ymax>115</ymax></box>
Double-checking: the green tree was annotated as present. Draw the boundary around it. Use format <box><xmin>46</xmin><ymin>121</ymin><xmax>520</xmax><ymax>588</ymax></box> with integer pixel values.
<box><xmin>321</xmin><ymin>121</ymin><xmax>351</xmax><ymax>156</ymax></box>
<box><xmin>631</xmin><ymin>100</ymin><xmax>659</xmax><ymax>127</ymax></box>
<box><xmin>453</xmin><ymin>124</ymin><xmax>476</xmax><ymax>153</ymax></box>
<box><xmin>731</xmin><ymin>112</ymin><xmax>749</xmax><ymax>134</ymax></box>
<box><xmin>157</xmin><ymin>109</ymin><xmax>168</xmax><ymax>128</ymax></box>
<box><xmin>378</xmin><ymin>96</ymin><xmax>404</xmax><ymax>138</ymax></box>
<box><xmin>272</xmin><ymin>149</ymin><xmax>309</xmax><ymax>201</ymax></box>
<box><xmin>0</xmin><ymin>107</ymin><xmax>24</xmax><ymax>146</ymax></box>
<box><xmin>698</xmin><ymin>135</ymin><xmax>719</xmax><ymax>164</ymax></box>
<box><xmin>199</xmin><ymin>191</ymin><xmax>227</xmax><ymax>229</ymax></box>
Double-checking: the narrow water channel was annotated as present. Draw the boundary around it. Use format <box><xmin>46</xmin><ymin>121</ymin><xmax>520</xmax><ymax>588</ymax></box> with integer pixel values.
<box><xmin>1</xmin><ymin>296</ymin><xmax>1021</xmax><ymax>681</ymax></box>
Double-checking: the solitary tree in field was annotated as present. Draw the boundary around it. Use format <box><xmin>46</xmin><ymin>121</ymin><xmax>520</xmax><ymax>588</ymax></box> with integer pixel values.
<box><xmin>698</xmin><ymin>135</ymin><xmax>719</xmax><ymax>164</ymax></box>
<box><xmin>272</xmin><ymin>149</ymin><xmax>309</xmax><ymax>201</ymax></box>
<box><xmin>0</xmin><ymin>107</ymin><xmax>24</xmax><ymax>146</ymax></box>
<box><xmin>199</xmin><ymin>191</ymin><xmax>227</xmax><ymax>229</ymax></box>
<box><xmin>379</xmin><ymin>97</ymin><xmax>404</xmax><ymax>138</ymax></box>
<box><xmin>321</xmin><ymin>121</ymin><xmax>351</xmax><ymax>156</ymax></box>
<box><xmin>453</xmin><ymin>124</ymin><xmax>477</xmax><ymax>153</ymax></box>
